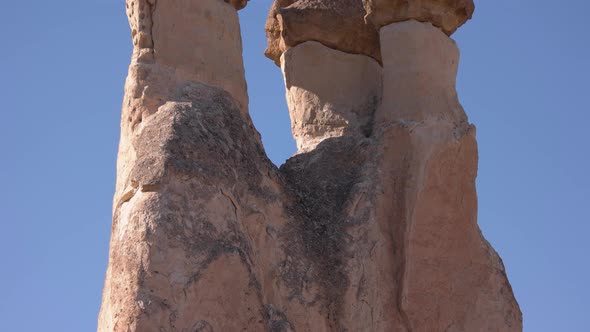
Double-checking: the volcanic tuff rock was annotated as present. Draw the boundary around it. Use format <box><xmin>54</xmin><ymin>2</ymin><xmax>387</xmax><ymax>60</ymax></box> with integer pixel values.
<box><xmin>265</xmin><ymin>0</ymin><xmax>381</xmax><ymax>66</ymax></box>
<box><xmin>372</xmin><ymin>20</ymin><xmax>521</xmax><ymax>330</ymax></box>
<box><xmin>281</xmin><ymin>41</ymin><xmax>382</xmax><ymax>152</ymax></box>
<box><xmin>363</xmin><ymin>0</ymin><xmax>475</xmax><ymax>34</ymax></box>
<box><xmin>99</xmin><ymin>0</ymin><xmax>521</xmax><ymax>331</ymax></box>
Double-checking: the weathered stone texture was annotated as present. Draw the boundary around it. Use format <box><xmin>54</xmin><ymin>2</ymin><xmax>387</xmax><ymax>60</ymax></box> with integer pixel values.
<box><xmin>99</xmin><ymin>2</ymin><xmax>521</xmax><ymax>332</ymax></box>
<box><xmin>281</xmin><ymin>41</ymin><xmax>382</xmax><ymax>153</ymax></box>
<box><xmin>265</xmin><ymin>0</ymin><xmax>381</xmax><ymax>66</ymax></box>
<box><xmin>125</xmin><ymin>0</ymin><xmax>248</xmax><ymax>112</ymax></box>
<box><xmin>371</xmin><ymin>20</ymin><xmax>522</xmax><ymax>331</ymax></box>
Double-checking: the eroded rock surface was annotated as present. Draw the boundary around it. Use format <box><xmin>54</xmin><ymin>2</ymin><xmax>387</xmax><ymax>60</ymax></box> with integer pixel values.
<box><xmin>265</xmin><ymin>0</ymin><xmax>381</xmax><ymax>66</ymax></box>
<box><xmin>371</xmin><ymin>20</ymin><xmax>522</xmax><ymax>331</ymax></box>
<box><xmin>100</xmin><ymin>1</ymin><xmax>521</xmax><ymax>331</ymax></box>
<box><xmin>100</xmin><ymin>0</ymin><xmax>288</xmax><ymax>330</ymax></box>
<box><xmin>99</xmin><ymin>82</ymin><xmax>280</xmax><ymax>331</ymax></box>
<box><xmin>281</xmin><ymin>41</ymin><xmax>382</xmax><ymax>153</ymax></box>
<box><xmin>363</xmin><ymin>0</ymin><xmax>475</xmax><ymax>34</ymax></box>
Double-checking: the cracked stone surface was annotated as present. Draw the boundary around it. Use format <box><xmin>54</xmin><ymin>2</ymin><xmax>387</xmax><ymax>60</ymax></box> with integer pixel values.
<box><xmin>99</xmin><ymin>1</ymin><xmax>521</xmax><ymax>331</ymax></box>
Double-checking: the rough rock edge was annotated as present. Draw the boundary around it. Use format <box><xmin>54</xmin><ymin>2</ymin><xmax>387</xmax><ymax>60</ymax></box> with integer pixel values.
<box><xmin>362</xmin><ymin>0</ymin><xmax>476</xmax><ymax>35</ymax></box>
<box><xmin>225</xmin><ymin>0</ymin><xmax>249</xmax><ymax>10</ymax></box>
<box><xmin>265</xmin><ymin>0</ymin><xmax>381</xmax><ymax>66</ymax></box>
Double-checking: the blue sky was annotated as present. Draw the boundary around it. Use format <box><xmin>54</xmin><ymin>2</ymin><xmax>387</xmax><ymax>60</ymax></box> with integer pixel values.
<box><xmin>0</xmin><ymin>1</ymin><xmax>588</xmax><ymax>331</ymax></box>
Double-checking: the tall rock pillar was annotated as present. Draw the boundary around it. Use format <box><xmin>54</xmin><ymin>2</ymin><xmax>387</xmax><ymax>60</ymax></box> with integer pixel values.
<box><xmin>364</xmin><ymin>0</ymin><xmax>523</xmax><ymax>330</ymax></box>
<box><xmin>266</xmin><ymin>0</ymin><xmax>522</xmax><ymax>331</ymax></box>
<box><xmin>98</xmin><ymin>0</ymin><xmax>280</xmax><ymax>331</ymax></box>
<box><xmin>100</xmin><ymin>0</ymin><xmax>522</xmax><ymax>330</ymax></box>
<box><xmin>371</xmin><ymin>20</ymin><xmax>522</xmax><ymax>331</ymax></box>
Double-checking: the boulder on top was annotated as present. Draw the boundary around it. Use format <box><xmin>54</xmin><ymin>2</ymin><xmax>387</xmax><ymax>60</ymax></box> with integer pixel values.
<box><xmin>362</xmin><ymin>0</ymin><xmax>475</xmax><ymax>35</ymax></box>
<box><xmin>265</xmin><ymin>0</ymin><xmax>381</xmax><ymax>66</ymax></box>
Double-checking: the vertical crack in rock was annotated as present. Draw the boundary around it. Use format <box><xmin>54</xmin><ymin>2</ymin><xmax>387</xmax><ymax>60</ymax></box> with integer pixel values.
<box><xmin>392</xmin><ymin>143</ymin><xmax>416</xmax><ymax>332</ymax></box>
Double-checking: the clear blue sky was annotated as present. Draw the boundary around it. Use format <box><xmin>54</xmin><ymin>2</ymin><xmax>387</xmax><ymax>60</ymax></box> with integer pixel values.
<box><xmin>0</xmin><ymin>1</ymin><xmax>588</xmax><ymax>331</ymax></box>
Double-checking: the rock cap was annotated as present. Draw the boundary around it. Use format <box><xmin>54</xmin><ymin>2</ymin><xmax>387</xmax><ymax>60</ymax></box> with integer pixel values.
<box><xmin>362</xmin><ymin>0</ymin><xmax>475</xmax><ymax>35</ymax></box>
<box><xmin>265</xmin><ymin>0</ymin><xmax>381</xmax><ymax>66</ymax></box>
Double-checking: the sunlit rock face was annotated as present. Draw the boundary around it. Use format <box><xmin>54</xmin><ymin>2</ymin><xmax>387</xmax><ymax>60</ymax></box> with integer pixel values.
<box><xmin>372</xmin><ymin>20</ymin><xmax>522</xmax><ymax>331</ymax></box>
<box><xmin>99</xmin><ymin>1</ymin><xmax>521</xmax><ymax>331</ymax></box>
<box><xmin>281</xmin><ymin>41</ymin><xmax>382</xmax><ymax>153</ymax></box>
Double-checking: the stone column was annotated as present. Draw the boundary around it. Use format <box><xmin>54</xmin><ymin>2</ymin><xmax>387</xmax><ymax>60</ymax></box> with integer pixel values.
<box><xmin>369</xmin><ymin>13</ymin><xmax>523</xmax><ymax>332</ymax></box>
<box><xmin>100</xmin><ymin>0</ymin><xmax>523</xmax><ymax>330</ymax></box>
<box><xmin>267</xmin><ymin>0</ymin><xmax>522</xmax><ymax>331</ymax></box>
<box><xmin>266</xmin><ymin>0</ymin><xmax>382</xmax><ymax>153</ymax></box>
<box><xmin>98</xmin><ymin>1</ymin><xmax>278</xmax><ymax>331</ymax></box>
<box><xmin>281</xmin><ymin>41</ymin><xmax>382</xmax><ymax>153</ymax></box>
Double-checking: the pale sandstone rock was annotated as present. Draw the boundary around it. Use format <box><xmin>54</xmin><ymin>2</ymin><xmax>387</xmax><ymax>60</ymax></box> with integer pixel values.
<box><xmin>113</xmin><ymin>0</ymin><xmax>249</xmax><ymax>206</ymax></box>
<box><xmin>377</xmin><ymin>19</ymin><xmax>466</xmax><ymax>124</ymax></box>
<box><xmin>126</xmin><ymin>0</ymin><xmax>248</xmax><ymax>112</ymax></box>
<box><xmin>281</xmin><ymin>41</ymin><xmax>382</xmax><ymax>153</ymax></box>
<box><xmin>363</xmin><ymin>0</ymin><xmax>475</xmax><ymax>35</ymax></box>
<box><xmin>276</xmin><ymin>22</ymin><xmax>522</xmax><ymax>332</ymax></box>
<box><xmin>371</xmin><ymin>20</ymin><xmax>522</xmax><ymax>331</ymax></box>
<box><xmin>265</xmin><ymin>0</ymin><xmax>381</xmax><ymax>66</ymax></box>
<box><xmin>99</xmin><ymin>0</ymin><xmax>286</xmax><ymax>330</ymax></box>
<box><xmin>100</xmin><ymin>2</ymin><xmax>521</xmax><ymax>331</ymax></box>
<box><xmin>98</xmin><ymin>81</ymin><xmax>280</xmax><ymax>331</ymax></box>
<box><xmin>101</xmin><ymin>1</ymin><xmax>354</xmax><ymax>331</ymax></box>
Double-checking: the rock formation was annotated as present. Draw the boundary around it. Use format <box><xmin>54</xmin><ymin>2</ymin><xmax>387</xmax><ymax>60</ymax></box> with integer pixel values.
<box><xmin>99</xmin><ymin>0</ymin><xmax>522</xmax><ymax>331</ymax></box>
<box><xmin>362</xmin><ymin>0</ymin><xmax>475</xmax><ymax>35</ymax></box>
<box><xmin>264</xmin><ymin>0</ymin><xmax>381</xmax><ymax>65</ymax></box>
